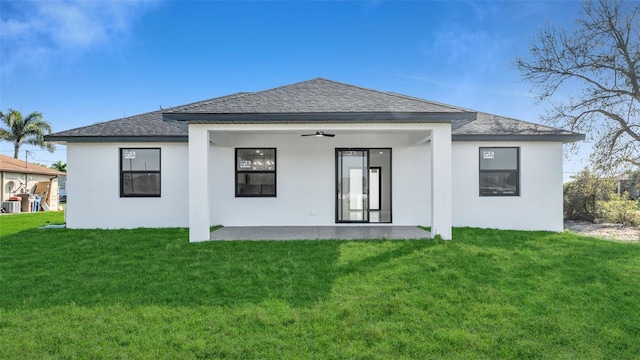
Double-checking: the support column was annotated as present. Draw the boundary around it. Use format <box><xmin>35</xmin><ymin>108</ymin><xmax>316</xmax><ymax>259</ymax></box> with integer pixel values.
<box><xmin>431</xmin><ymin>124</ymin><xmax>453</xmax><ymax>240</ymax></box>
<box><xmin>188</xmin><ymin>125</ymin><xmax>211</xmax><ymax>242</ymax></box>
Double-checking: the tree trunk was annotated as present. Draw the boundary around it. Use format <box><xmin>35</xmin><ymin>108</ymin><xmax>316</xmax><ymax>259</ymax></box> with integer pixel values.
<box><xmin>13</xmin><ymin>145</ymin><xmax>19</xmax><ymax>159</ymax></box>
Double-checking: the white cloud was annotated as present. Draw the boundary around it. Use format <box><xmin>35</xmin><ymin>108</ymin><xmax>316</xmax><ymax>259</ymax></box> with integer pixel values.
<box><xmin>0</xmin><ymin>0</ymin><xmax>158</xmax><ymax>72</ymax></box>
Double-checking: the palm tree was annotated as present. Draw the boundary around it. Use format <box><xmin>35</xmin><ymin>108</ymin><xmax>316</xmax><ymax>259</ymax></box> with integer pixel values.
<box><xmin>51</xmin><ymin>160</ymin><xmax>67</xmax><ymax>172</ymax></box>
<box><xmin>0</xmin><ymin>109</ymin><xmax>55</xmax><ymax>158</ymax></box>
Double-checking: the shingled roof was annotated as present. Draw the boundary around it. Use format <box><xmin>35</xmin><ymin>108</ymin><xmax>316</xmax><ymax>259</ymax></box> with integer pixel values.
<box><xmin>166</xmin><ymin>78</ymin><xmax>467</xmax><ymax>114</ymax></box>
<box><xmin>46</xmin><ymin>78</ymin><xmax>584</xmax><ymax>142</ymax></box>
<box><xmin>44</xmin><ymin>93</ymin><xmax>250</xmax><ymax>141</ymax></box>
<box><xmin>0</xmin><ymin>154</ymin><xmax>65</xmax><ymax>176</ymax></box>
<box><xmin>452</xmin><ymin>113</ymin><xmax>583</xmax><ymax>141</ymax></box>
<box><xmin>46</xmin><ymin>109</ymin><xmax>186</xmax><ymax>141</ymax></box>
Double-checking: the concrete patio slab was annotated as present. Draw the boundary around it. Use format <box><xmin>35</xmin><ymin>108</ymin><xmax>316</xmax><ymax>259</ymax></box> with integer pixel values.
<box><xmin>210</xmin><ymin>226</ymin><xmax>430</xmax><ymax>241</ymax></box>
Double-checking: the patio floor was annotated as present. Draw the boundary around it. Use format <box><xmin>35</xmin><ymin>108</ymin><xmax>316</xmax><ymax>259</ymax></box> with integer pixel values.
<box><xmin>209</xmin><ymin>226</ymin><xmax>430</xmax><ymax>241</ymax></box>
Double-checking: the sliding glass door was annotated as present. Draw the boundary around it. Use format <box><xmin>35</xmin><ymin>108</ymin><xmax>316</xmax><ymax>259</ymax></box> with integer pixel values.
<box><xmin>336</xmin><ymin>149</ymin><xmax>369</xmax><ymax>222</ymax></box>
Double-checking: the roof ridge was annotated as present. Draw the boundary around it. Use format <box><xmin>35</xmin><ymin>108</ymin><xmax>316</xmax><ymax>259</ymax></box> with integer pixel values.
<box><xmin>174</xmin><ymin>78</ymin><xmax>466</xmax><ymax>113</ymax></box>
<box><xmin>385</xmin><ymin>91</ymin><xmax>475</xmax><ymax>112</ymax></box>
<box><xmin>169</xmin><ymin>92</ymin><xmax>252</xmax><ymax>112</ymax></box>
<box><xmin>169</xmin><ymin>79</ymin><xmax>339</xmax><ymax>112</ymax></box>
<box><xmin>476</xmin><ymin>112</ymin><xmax>566</xmax><ymax>130</ymax></box>
<box><xmin>53</xmin><ymin>92</ymin><xmax>248</xmax><ymax>134</ymax></box>
<box><xmin>48</xmin><ymin>78</ymin><xmax>584</xmax><ymax>142</ymax></box>
<box><xmin>376</xmin><ymin>91</ymin><xmax>573</xmax><ymax>132</ymax></box>
<box><xmin>314</xmin><ymin>79</ymin><xmax>473</xmax><ymax>113</ymax></box>
<box><xmin>52</xmin><ymin>108</ymin><xmax>163</xmax><ymax>135</ymax></box>
<box><xmin>385</xmin><ymin>92</ymin><xmax>576</xmax><ymax>132</ymax></box>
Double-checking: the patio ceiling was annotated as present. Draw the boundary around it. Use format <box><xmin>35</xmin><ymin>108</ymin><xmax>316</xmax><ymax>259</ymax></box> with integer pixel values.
<box><xmin>205</xmin><ymin>124</ymin><xmax>435</xmax><ymax>147</ymax></box>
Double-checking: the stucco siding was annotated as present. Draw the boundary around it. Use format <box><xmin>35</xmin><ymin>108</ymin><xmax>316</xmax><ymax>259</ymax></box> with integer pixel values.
<box><xmin>66</xmin><ymin>142</ymin><xmax>189</xmax><ymax>229</ymax></box>
<box><xmin>208</xmin><ymin>133</ymin><xmax>432</xmax><ymax>226</ymax></box>
<box><xmin>452</xmin><ymin>141</ymin><xmax>564</xmax><ymax>231</ymax></box>
<box><xmin>65</xmin><ymin>138</ymin><xmax>564</xmax><ymax>232</ymax></box>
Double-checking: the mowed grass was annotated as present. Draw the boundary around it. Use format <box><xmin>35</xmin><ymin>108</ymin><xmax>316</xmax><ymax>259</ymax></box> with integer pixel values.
<box><xmin>1</xmin><ymin>213</ymin><xmax>639</xmax><ymax>359</ymax></box>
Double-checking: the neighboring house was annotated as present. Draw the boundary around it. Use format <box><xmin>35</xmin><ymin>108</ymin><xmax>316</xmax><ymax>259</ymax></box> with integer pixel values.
<box><xmin>0</xmin><ymin>154</ymin><xmax>64</xmax><ymax>211</ymax></box>
<box><xmin>615</xmin><ymin>173</ymin><xmax>640</xmax><ymax>199</ymax></box>
<box><xmin>46</xmin><ymin>78</ymin><xmax>584</xmax><ymax>241</ymax></box>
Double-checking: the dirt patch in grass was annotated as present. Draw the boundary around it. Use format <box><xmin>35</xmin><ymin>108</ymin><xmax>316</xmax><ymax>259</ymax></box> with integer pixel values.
<box><xmin>565</xmin><ymin>220</ymin><xmax>640</xmax><ymax>243</ymax></box>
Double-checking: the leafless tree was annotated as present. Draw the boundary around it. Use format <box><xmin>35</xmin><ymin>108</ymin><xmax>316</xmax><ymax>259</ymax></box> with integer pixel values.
<box><xmin>515</xmin><ymin>0</ymin><xmax>640</xmax><ymax>172</ymax></box>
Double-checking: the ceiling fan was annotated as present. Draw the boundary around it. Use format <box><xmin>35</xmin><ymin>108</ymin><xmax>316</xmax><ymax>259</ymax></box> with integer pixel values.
<box><xmin>301</xmin><ymin>131</ymin><xmax>335</xmax><ymax>137</ymax></box>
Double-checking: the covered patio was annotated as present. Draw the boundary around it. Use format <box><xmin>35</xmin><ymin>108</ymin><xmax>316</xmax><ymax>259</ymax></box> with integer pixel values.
<box><xmin>159</xmin><ymin>79</ymin><xmax>476</xmax><ymax>242</ymax></box>
<box><xmin>210</xmin><ymin>225</ymin><xmax>431</xmax><ymax>241</ymax></box>
<box><xmin>182</xmin><ymin>123</ymin><xmax>455</xmax><ymax>242</ymax></box>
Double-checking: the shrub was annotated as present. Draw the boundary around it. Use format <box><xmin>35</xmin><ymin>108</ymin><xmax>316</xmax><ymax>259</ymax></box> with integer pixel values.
<box><xmin>564</xmin><ymin>169</ymin><xmax>615</xmax><ymax>222</ymax></box>
<box><xmin>597</xmin><ymin>195</ymin><xmax>640</xmax><ymax>226</ymax></box>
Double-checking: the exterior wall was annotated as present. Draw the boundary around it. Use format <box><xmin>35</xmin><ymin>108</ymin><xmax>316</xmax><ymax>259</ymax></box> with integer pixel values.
<box><xmin>208</xmin><ymin>133</ymin><xmax>432</xmax><ymax>226</ymax></box>
<box><xmin>1</xmin><ymin>171</ymin><xmax>60</xmax><ymax>210</ymax></box>
<box><xmin>64</xmin><ymin>136</ymin><xmax>564</xmax><ymax>232</ymax></box>
<box><xmin>66</xmin><ymin>142</ymin><xmax>189</xmax><ymax>229</ymax></box>
<box><xmin>452</xmin><ymin>141</ymin><xmax>564</xmax><ymax>231</ymax></box>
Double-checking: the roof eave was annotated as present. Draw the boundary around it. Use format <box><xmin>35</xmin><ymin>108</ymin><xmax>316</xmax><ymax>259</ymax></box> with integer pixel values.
<box><xmin>452</xmin><ymin>133</ymin><xmax>586</xmax><ymax>143</ymax></box>
<box><xmin>0</xmin><ymin>168</ymin><xmax>64</xmax><ymax>176</ymax></box>
<box><xmin>162</xmin><ymin>111</ymin><xmax>477</xmax><ymax>124</ymax></box>
<box><xmin>44</xmin><ymin>135</ymin><xmax>188</xmax><ymax>144</ymax></box>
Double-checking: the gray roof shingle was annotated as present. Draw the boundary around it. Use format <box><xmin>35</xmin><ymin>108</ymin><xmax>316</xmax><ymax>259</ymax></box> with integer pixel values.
<box><xmin>46</xmin><ymin>78</ymin><xmax>584</xmax><ymax>142</ymax></box>
<box><xmin>46</xmin><ymin>93</ymin><xmax>246</xmax><ymax>140</ymax></box>
<box><xmin>452</xmin><ymin>113</ymin><xmax>582</xmax><ymax>141</ymax></box>
<box><xmin>48</xmin><ymin>109</ymin><xmax>186</xmax><ymax>139</ymax></box>
<box><xmin>165</xmin><ymin>78</ymin><xmax>467</xmax><ymax>114</ymax></box>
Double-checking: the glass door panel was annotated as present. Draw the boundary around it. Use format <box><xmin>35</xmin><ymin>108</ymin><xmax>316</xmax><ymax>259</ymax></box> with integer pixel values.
<box><xmin>336</xmin><ymin>149</ymin><xmax>369</xmax><ymax>222</ymax></box>
<box><xmin>369</xmin><ymin>167</ymin><xmax>381</xmax><ymax>211</ymax></box>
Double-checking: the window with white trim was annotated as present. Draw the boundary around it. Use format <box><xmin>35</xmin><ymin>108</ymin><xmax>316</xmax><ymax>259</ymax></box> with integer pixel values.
<box><xmin>120</xmin><ymin>148</ymin><xmax>161</xmax><ymax>197</ymax></box>
<box><xmin>479</xmin><ymin>147</ymin><xmax>519</xmax><ymax>196</ymax></box>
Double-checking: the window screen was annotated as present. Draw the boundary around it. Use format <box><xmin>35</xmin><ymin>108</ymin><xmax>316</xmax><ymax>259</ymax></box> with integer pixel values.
<box><xmin>479</xmin><ymin>147</ymin><xmax>519</xmax><ymax>196</ymax></box>
<box><xmin>120</xmin><ymin>148</ymin><xmax>161</xmax><ymax>197</ymax></box>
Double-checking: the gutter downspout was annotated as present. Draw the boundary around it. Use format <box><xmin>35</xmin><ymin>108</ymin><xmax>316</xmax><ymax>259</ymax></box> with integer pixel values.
<box><xmin>0</xmin><ymin>171</ymin><xmax>4</xmax><ymax>203</ymax></box>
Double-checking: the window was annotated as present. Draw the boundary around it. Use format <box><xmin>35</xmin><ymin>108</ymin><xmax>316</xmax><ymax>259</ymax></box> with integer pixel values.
<box><xmin>479</xmin><ymin>147</ymin><xmax>519</xmax><ymax>196</ymax></box>
<box><xmin>236</xmin><ymin>148</ymin><xmax>276</xmax><ymax>197</ymax></box>
<box><xmin>120</xmin><ymin>148</ymin><xmax>161</xmax><ymax>197</ymax></box>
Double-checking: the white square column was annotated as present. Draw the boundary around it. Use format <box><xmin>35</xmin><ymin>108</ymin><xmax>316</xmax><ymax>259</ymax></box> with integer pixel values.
<box><xmin>430</xmin><ymin>124</ymin><xmax>453</xmax><ymax>240</ymax></box>
<box><xmin>188</xmin><ymin>125</ymin><xmax>211</xmax><ymax>242</ymax></box>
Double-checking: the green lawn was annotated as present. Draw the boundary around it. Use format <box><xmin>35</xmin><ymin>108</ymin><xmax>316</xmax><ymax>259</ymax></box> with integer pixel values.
<box><xmin>1</xmin><ymin>213</ymin><xmax>639</xmax><ymax>359</ymax></box>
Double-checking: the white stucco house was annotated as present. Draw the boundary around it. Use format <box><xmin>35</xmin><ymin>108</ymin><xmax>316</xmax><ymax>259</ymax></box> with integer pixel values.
<box><xmin>46</xmin><ymin>79</ymin><xmax>584</xmax><ymax>241</ymax></box>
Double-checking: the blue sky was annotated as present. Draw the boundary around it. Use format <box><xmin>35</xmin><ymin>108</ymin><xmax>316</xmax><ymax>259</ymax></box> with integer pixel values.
<box><xmin>1</xmin><ymin>0</ymin><xmax>588</xmax><ymax>179</ymax></box>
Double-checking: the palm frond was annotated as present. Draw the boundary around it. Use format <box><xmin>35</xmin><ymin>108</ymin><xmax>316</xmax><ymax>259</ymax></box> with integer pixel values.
<box><xmin>0</xmin><ymin>108</ymin><xmax>55</xmax><ymax>157</ymax></box>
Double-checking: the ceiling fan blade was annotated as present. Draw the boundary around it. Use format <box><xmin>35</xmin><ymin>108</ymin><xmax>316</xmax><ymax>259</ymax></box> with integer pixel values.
<box><xmin>301</xmin><ymin>131</ymin><xmax>335</xmax><ymax>137</ymax></box>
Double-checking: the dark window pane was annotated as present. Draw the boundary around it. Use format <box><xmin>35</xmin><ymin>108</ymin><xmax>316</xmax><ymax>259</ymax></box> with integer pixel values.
<box><xmin>122</xmin><ymin>173</ymin><xmax>160</xmax><ymax>196</ymax></box>
<box><xmin>480</xmin><ymin>148</ymin><xmax>517</xmax><ymax>170</ymax></box>
<box><xmin>120</xmin><ymin>148</ymin><xmax>161</xmax><ymax>197</ymax></box>
<box><xmin>480</xmin><ymin>172</ymin><xmax>518</xmax><ymax>195</ymax></box>
<box><xmin>237</xmin><ymin>173</ymin><xmax>275</xmax><ymax>196</ymax></box>
<box><xmin>235</xmin><ymin>148</ymin><xmax>276</xmax><ymax>197</ymax></box>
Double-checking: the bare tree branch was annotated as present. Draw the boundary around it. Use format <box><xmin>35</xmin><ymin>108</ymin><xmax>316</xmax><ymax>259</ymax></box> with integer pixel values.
<box><xmin>515</xmin><ymin>0</ymin><xmax>640</xmax><ymax>170</ymax></box>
